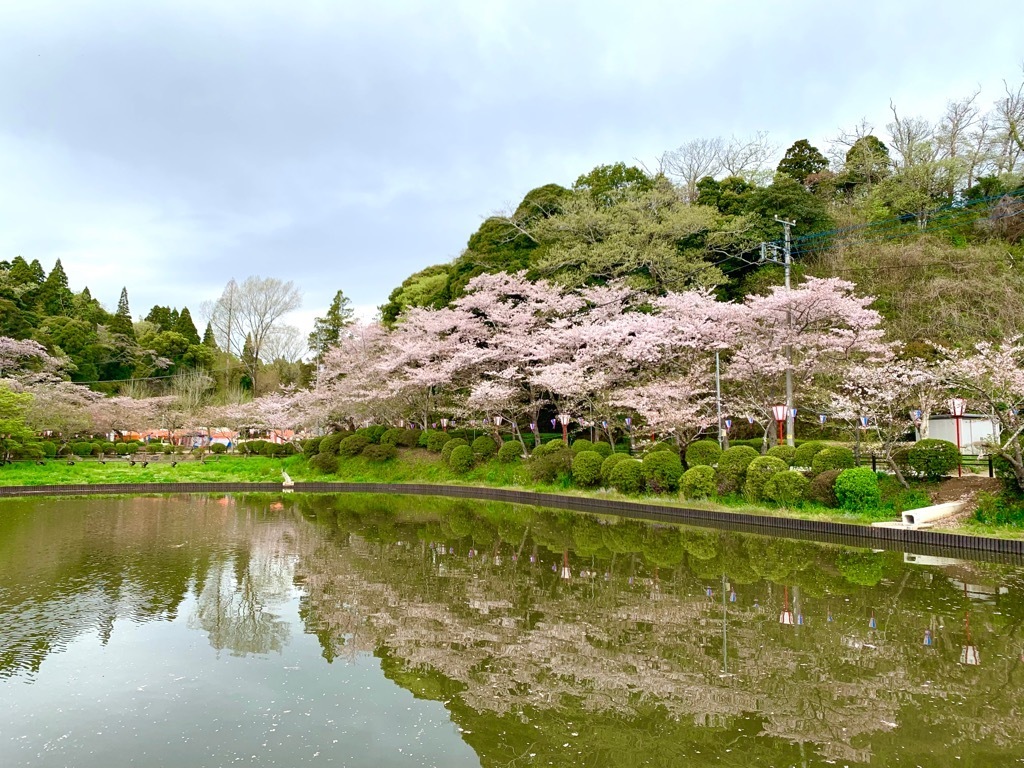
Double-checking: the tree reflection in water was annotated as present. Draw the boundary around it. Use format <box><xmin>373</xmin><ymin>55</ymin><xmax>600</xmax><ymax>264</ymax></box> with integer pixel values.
<box><xmin>2</xmin><ymin>492</ymin><xmax>1024</xmax><ymax>766</ymax></box>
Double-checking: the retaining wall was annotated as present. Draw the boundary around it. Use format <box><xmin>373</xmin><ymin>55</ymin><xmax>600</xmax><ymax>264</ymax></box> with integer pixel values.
<box><xmin>2</xmin><ymin>481</ymin><xmax>1021</xmax><ymax>562</ymax></box>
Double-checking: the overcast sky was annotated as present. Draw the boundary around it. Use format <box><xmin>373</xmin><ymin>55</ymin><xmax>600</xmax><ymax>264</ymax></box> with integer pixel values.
<box><xmin>1</xmin><ymin>0</ymin><xmax>1022</xmax><ymax>339</ymax></box>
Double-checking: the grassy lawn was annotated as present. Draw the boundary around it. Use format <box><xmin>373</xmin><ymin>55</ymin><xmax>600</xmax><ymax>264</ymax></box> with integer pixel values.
<box><xmin>0</xmin><ymin>455</ymin><xmax>294</xmax><ymax>485</ymax></box>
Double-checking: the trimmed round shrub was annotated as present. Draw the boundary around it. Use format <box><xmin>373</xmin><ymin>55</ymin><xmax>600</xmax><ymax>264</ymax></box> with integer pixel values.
<box><xmin>590</xmin><ymin>442</ymin><xmax>614</xmax><ymax>458</ymax></box>
<box><xmin>716</xmin><ymin>446</ymin><xmax>760</xmax><ymax>494</ymax></box>
<box><xmin>571</xmin><ymin>438</ymin><xmax>593</xmax><ymax>454</ymax></box>
<box><xmin>209</xmin><ymin>442</ymin><xmax>227</xmax><ymax>454</ymax></box>
<box><xmin>572</xmin><ymin>451</ymin><xmax>604</xmax><ymax>487</ymax></box>
<box><xmin>441</xmin><ymin>438</ymin><xmax>469</xmax><ymax>465</ymax></box>
<box><xmin>527</xmin><ymin>448</ymin><xmax>574</xmax><ymax>483</ymax></box>
<box><xmin>339</xmin><ymin>434</ymin><xmax>371</xmax><ymax>457</ymax></box>
<box><xmin>834</xmin><ymin>467</ymin><xmax>882</xmax><ymax>512</ymax></box>
<box><xmin>767</xmin><ymin>444</ymin><xmax>796</xmax><ymax>466</ymax></box>
<box><xmin>497</xmin><ymin>440</ymin><xmax>523</xmax><ymax>463</ymax></box>
<box><xmin>101</xmin><ymin>442</ymin><xmax>116</xmax><ymax>456</ymax></box>
<box><xmin>472</xmin><ymin>435</ymin><xmax>498</xmax><ymax>459</ymax></box>
<box><xmin>71</xmin><ymin>441</ymin><xmax>93</xmax><ymax>457</ymax></box>
<box><xmin>318</xmin><ymin>432</ymin><xmax>345</xmax><ymax>457</ymax></box>
<box><xmin>908</xmin><ymin>438</ymin><xmax>960</xmax><ymax>480</ymax></box>
<box><xmin>380</xmin><ymin>428</ymin><xmax>404</xmax><ymax>447</ymax></box>
<box><xmin>301</xmin><ymin>436</ymin><xmax>322</xmax><ymax>456</ymax></box>
<box><xmin>162</xmin><ymin>444</ymin><xmax>174</xmax><ymax>454</ymax></box>
<box><xmin>685</xmin><ymin>440</ymin><xmax>721</xmax><ymax>468</ymax></box>
<box><xmin>309</xmin><ymin>452</ymin><xmax>339</xmax><ymax>474</ymax></box>
<box><xmin>448</xmin><ymin>444</ymin><xmax>475</xmax><ymax>473</ymax></box>
<box><xmin>646</xmin><ymin>441</ymin><xmax>678</xmax><ymax>455</ymax></box>
<box><xmin>425</xmin><ymin>430</ymin><xmax>449</xmax><ymax>452</ymax></box>
<box><xmin>609</xmin><ymin>459</ymin><xmax>645</xmax><ymax>494</ymax></box>
<box><xmin>793</xmin><ymin>440</ymin><xmax>825</xmax><ymax>468</ymax></box>
<box><xmin>261</xmin><ymin>442</ymin><xmax>288</xmax><ymax>457</ymax></box>
<box><xmin>363</xmin><ymin>443</ymin><xmax>398</xmax><ymax>462</ymax></box>
<box><xmin>115</xmin><ymin>443</ymin><xmax>131</xmax><ymax>456</ymax></box>
<box><xmin>642</xmin><ymin>450</ymin><xmax>683</xmax><ymax>493</ymax></box>
<box><xmin>533</xmin><ymin>438</ymin><xmax>568</xmax><ymax>457</ymax></box>
<box><xmin>398</xmin><ymin>428</ymin><xmax>421</xmax><ymax>448</ymax></box>
<box><xmin>808</xmin><ymin>469</ymin><xmax>841</xmax><ymax>507</ymax></box>
<box><xmin>600</xmin><ymin>453</ymin><xmax>629</xmax><ymax>486</ymax></box>
<box><xmin>763</xmin><ymin>469</ymin><xmax>810</xmax><ymax>506</ymax></box>
<box><xmin>744</xmin><ymin>456</ymin><xmax>788</xmax><ymax>502</ymax></box>
<box><xmin>681</xmin><ymin>465</ymin><xmax>716</xmax><ymax>499</ymax></box>
<box><xmin>40</xmin><ymin>441</ymin><xmax>57</xmax><ymax>457</ymax></box>
<box><xmin>417</xmin><ymin>430</ymin><xmax>431</xmax><ymax>447</ymax></box>
<box><xmin>811</xmin><ymin>446</ymin><xmax>856</xmax><ymax>475</ymax></box>
<box><xmin>366</xmin><ymin>425</ymin><xmax>388</xmax><ymax>443</ymax></box>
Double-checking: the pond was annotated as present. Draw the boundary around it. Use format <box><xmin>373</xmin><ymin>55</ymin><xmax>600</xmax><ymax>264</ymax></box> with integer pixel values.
<box><xmin>1</xmin><ymin>493</ymin><xmax>1023</xmax><ymax>767</ymax></box>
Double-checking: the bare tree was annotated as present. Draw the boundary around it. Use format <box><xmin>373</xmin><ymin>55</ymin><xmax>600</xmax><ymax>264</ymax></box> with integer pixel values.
<box><xmin>262</xmin><ymin>324</ymin><xmax>307</xmax><ymax>363</ymax></box>
<box><xmin>719</xmin><ymin>131</ymin><xmax>776</xmax><ymax>182</ymax></box>
<box><xmin>992</xmin><ymin>72</ymin><xmax>1024</xmax><ymax>174</ymax></box>
<box><xmin>659</xmin><ymin>137</ymin><xmax>723</xmax><ymax>203</ymax></box>
<box><xmin>887</xmin><ymin>101</ymin><xmax>937</xmax><ymax>170</ymax></box>
<box><xmin>206</xmin><ymin>276</ymin><xmax>302</xmax><ymax>395</ymax></box>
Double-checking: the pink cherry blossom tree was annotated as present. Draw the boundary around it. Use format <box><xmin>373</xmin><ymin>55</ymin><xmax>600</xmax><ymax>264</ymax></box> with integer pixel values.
<box><xmin>0</xmin><ymin>336</ymin><xmax>67</xmax><ymax>384</ymax></box>
<box><xmin>725</xmin><ymin>277</ymin><xmax>890</xmax><ymax>447</ymax></box>
<box><xmin>831</xmin><ymin>357</ymin><xmax>937</xmax><ymax>487</ymax></box>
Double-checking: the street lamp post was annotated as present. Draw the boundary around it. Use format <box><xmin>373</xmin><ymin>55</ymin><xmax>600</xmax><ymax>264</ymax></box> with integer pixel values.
<box><xmin>949</xmin><ymin>397</ymin><xmax>966</xmax><ymax>477</ymax></box>
<box><xmin>771</xmin><ymin>405</ymin><xmax>787</xmax><ymax>447</ymax></box>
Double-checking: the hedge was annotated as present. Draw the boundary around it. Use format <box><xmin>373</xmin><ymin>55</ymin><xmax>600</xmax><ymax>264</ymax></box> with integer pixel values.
<box><xmin>743</xmin><ymin>456</ymin><xmax>788</xmax><ymax>502</ymax></box>
<box><xmin>685</xmin><ymin>440</ymin><xmax>721</xmax><ymax>468</ymax></box>
<box><xmin>681</xmin><ymin>465</ymin><xmax>716</xmax><ymax>499</ymax></box>
<box><xmin>763</xmin><ymin>469</ymin><xmax>809</xmax><ymax>505</ymax></box>
<box><xmin>642</xmin><ymin>450</ymin><xmax>683</xmax><ymax>493</ymax></box>
<box><xmin>609</xmin><ymin>459</ymin><xmax>645</xmax><ymax>494</ymax></box>
<box><xmin>497</xmin><ymin>440</ymin><xmax>523</xmax><ymax>463</ymax></box>
<box><xmin>572</xmin><ymin>451</ymin><xmax>605</xmax><ymax>487</ymax></box>
<box><xmin>835</xmin><ymin>467</ymin><xmax>882</xmax><ymax>512</ymax></box>
<box><xmin>441</xmin><ymin>438</ymin><xmax>470</xmax><ymax>465</ymax></box>
<box><xmin>472</xmin><ymin>435</ymin><xmax>498</xmax><ymax>459</ymax></box>
<box><xmin>811</xmin><ymin>446</ymin><xmax>856</xmax><ymax>475</ymax></box>
<box><xmin>907</xmin><ymin>438</ymin><xmax>960</xmax><ymax>480</ymax></box>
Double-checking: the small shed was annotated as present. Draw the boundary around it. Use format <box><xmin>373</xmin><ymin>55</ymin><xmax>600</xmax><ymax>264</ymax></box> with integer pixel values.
<box><xmin>917</xmin><ymin>414</ymin><xmax>999</xmax><ymax>455</ymax></box>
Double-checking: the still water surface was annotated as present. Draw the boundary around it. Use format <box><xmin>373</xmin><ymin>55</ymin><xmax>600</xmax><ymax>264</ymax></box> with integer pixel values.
<box><xmin>1</xmin><ymin>493</ymin><xmax>1023</xmax><ymax>767</ymax></box>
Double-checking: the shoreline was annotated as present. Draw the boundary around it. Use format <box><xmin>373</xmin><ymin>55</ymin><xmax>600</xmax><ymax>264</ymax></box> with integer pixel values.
<box><xmin>3</xmin><ymin>479</ymin><xmax>1022</xmax><ymax>562</ymax></box>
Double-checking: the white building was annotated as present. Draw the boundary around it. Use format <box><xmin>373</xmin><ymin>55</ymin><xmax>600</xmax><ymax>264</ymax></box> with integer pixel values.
<box><xmin>918</xmin><ymin>414</ymin><xmax>999</xmax><ymax>455</ymax></box>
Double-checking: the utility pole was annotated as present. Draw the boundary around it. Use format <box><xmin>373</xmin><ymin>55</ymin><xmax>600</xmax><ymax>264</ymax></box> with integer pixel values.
<box><xmin>715</xmin><ymin>350</ymin><xmax>723</xmax><ymax>448</ymax></box>
<box><xmin>774</xmin><ymin>216</ymin><xmax>797</xmax><ymax>447</ymax></box>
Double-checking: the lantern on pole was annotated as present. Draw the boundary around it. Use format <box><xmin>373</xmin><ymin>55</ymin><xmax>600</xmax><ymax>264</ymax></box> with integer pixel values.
<box><xmin>961</xmin><ymin>612</ymin><xmax>980</xmax><ymax>665</ymax></box>
<box><xmin>557</xmin><ymin>413</ymin><xmax>571</xmax><ymax>444</ymax></box>
<box><xmin>949</xmin><ymin>397</ymin><xmax>966</xmax><ymax>477</ymax></box>
<box><xmin>771</xmin><ymin>405</ymin><xmax>787</xmax><ymax>446</ymax></box>
<box><xmin>819</xmin><ymin>413</ymin><xmax>827</xmax><ymax>424</ymax></box>
<box><xmin>724</xmin><ymin>418</ymin><xmax>732</xmax><ymax>431</ymax></box>
<box><xmin>780</xmin><ymin>586</ymin><xmax>794</xmax><ymax>625</ymax></box>
<box><xmin>560</xmin><ymin>550</ymin><xmax>572</xmax><ymax>580</ymax></box>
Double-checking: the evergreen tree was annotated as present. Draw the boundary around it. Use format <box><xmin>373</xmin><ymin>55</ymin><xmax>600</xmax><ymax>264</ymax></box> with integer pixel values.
<box><xmin>110</xmin><ymin>287</ymin><xmax>136</xmax><ymax>339</ymax></box>
<box><xmin>144</xmin><ymin>305</ymin><xmax>177</xmax><ymax>331</ymax></box>
<box><xmin>174</xmin><ymin>307</ymin><xmax>201</xmax><ymax>345</ymax></box>
<box><xmin>308</xmin><ymin>290</ymin><xmax>355</xmax><ymax>356</ymax></box>
<box><xmin>776</xmin><ymin>139</ymin><xmax>829</xmax><ymax>185</ymax></box>
<box><xmin>202</xmin><ymin>321</ymin><xmax>218</xmax><ymax>349</ymax></box>
<box><xmin>37</xmin><ymin>259</ymin><xmax>74</xmax><ymax>316</ymax></box>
